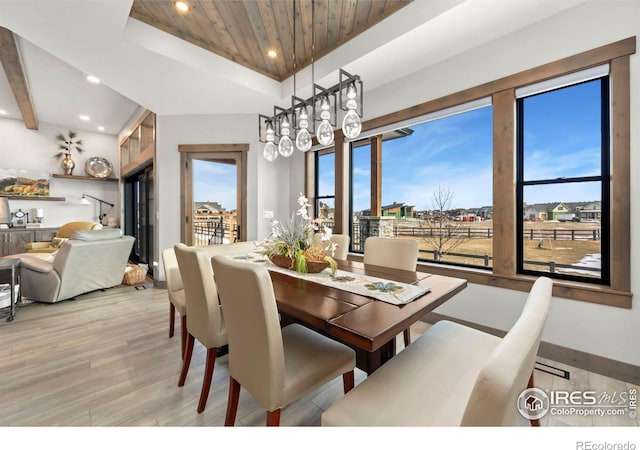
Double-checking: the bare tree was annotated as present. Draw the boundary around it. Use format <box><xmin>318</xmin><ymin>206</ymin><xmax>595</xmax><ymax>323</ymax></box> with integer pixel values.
<box><xmin>421</xmin><ymin>185</ymin><xmax>467</xmax><ymax>261</ymax></box>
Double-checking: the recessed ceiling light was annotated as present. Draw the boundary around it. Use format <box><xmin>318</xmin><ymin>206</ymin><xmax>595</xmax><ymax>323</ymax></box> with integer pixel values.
<box><xmin>0</xmin><ymin>109</ymin><xmax>7</xmax><ymax>115</ymax></box>
<box><xmin>79</xmin><ymin>115</ymin><xmax>90</xmax><ymax>121</ymax></box>
<box><xmin>87</xmin><ymin>75</ymin><xmax>100</xmax><ymax>84</ymax></box>
<box><xmin>175</xmin><ymin>1</ymin><xmax>189</xmax><ymax>12</ymax></box>
<box><xmin>267</xmin><ymin>49</ymin><xmax>278</xmax><ymax>58</ymax></box>
<box><xmin>97</xmin><ymin>126</ymin><xmax>105</xmax><ymax>131</ymax></box>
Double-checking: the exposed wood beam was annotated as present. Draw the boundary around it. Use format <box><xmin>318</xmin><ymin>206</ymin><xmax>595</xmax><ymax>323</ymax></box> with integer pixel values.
<box><xmin>0</xmin><ymin>27</ymin><xmax>38</xmax><ymax>130</ymax></box>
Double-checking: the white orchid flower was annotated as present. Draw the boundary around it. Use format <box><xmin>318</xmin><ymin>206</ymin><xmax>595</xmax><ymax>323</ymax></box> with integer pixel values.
<box><xmin>297</xmin><ymin>193</ymin><xmax>309</xmax><ymax>207</ymax></box>
<box><xmin>321</xmin><ymin>226</ymin><xmax>333</xmax><ymax>240</ymax></box>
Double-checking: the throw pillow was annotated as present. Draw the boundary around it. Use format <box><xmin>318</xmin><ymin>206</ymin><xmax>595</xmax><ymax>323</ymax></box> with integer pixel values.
<box><xmin>51</xmin><ymin>237</ymin><xmax>68</xmax><ymax>248</ymax></box>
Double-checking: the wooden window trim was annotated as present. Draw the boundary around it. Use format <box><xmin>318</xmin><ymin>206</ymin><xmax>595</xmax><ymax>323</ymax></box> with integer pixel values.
<box><xmin>307</xmin><ymin>37</ymin><xmax>634</xmax><ymax>308</ymax></box>
<box><xmin>370</xmin><ymin>135</ymin><xmax>382</xmax><ymax>217</ymax></box>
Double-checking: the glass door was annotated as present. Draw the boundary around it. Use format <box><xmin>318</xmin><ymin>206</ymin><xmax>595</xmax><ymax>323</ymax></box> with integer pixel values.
<box><xmin>124</xmin><ymin>165</ymin><xmax>154</xmax><ymax>275</ymax></box>
<box><xmin>181</xmin><ymin>149</ymin><xmax>246</xmax><ymax>246</ymax></box>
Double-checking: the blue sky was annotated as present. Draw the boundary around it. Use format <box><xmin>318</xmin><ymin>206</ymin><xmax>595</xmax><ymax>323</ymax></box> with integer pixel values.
<box><xmin>346</xmin><ymin>78</ymin><xmax>603</xmax><ymax>212</ymax></box>
<box><xmin>193</xmin><ymin>159</ymin><xmax>237</xmax><ymax>210</ymax></box>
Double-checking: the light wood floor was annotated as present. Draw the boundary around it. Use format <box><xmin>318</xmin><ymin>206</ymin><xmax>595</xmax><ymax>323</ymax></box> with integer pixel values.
<box><xmin>0</xmin><ymin>281</ymin><xmax>637</xmax><ymax>427</ymax></box>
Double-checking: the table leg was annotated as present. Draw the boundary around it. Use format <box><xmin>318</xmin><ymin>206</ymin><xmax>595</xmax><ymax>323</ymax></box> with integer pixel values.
<box><xmin>358</xmin><ymin>338</ymin><xmax>396</xmax><ymax>375</ymax></box>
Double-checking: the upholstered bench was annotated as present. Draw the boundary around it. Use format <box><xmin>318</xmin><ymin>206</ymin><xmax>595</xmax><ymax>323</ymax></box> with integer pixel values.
<box><xmin>321</xmin><ymin>277</ymin><xmax>552</xmax><ymax>427</ymax></box>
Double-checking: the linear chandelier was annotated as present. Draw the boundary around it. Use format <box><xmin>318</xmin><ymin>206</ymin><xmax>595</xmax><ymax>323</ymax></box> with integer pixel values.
<box><xmin>259</xmin><ymin>0</ymin><xmax>363</xmax><ymax>162</ymax></box>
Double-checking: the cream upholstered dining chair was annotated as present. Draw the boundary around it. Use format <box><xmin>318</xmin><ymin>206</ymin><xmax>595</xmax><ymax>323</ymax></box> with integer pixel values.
<box><xmin>312</xmin><ymin>233</ymin><xmax>350</xmax><ymax>260</ymax></box>
<box><xmin>363</xmin><ymin>236</ymin><xmax>420</xmax><ymax>347</ymax></box>
<box><xmin>173</xmin><ymin>243</ymin><xmax>228</xmax><ymax>414</ymax></box>
<box><xmin>211</xmin><ymin>255</ymin><xmax>356</xmax><ymax>426</ymax></box>
<box><xmin>172</xmin><ymin>241</ymin><xmax>260</xmax><ymax>413</ymax></box>
<box><xmin>162</xmin><ymin>248</ymin><xmax>187</xmax><ymax>360</ymax></box>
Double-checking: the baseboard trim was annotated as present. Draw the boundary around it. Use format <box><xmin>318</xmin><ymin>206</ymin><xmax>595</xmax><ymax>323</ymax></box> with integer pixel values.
<box><xmin>421</xmin><ymin>312</ymin><xmax>640</xmax><ymax>385</ymax></box>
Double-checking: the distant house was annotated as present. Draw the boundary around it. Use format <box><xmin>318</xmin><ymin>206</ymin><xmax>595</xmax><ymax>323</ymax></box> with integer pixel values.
<box><xmin>577</xmin><ymin>201</ymin><xmax>602</xmax><ymax>221</ymax></box>
<box><xmin>318</xmin><ymin>201</ymin><xmax>335</xmax><ymax>222</ymax></box>
<box><xmin>523</xmin><ymin>201</ymin><xmax>600</xmax><ymax>221</ymax></box>
<box><xmin>361</xmin><ymin>202</ymin><xmax>414</xmax><ymax>218</ymax></box>
<box><xmin>194</xmin><ymin>201</ymin><xmax>225</xmax><ymax>215</ymax></box>
<box><xmin>524</xmin><ymin>203</ymin><xmax>550</xmax><ymax>221</ymax></box>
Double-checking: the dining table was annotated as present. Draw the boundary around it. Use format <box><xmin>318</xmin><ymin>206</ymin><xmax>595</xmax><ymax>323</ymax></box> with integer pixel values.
<box><xmin>268</xmin><ymin>259</ymin><xmax>467</xmax><ymax>375</ymax></box>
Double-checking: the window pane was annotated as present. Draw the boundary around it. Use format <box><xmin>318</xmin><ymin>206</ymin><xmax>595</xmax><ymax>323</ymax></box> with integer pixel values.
<box><xmin>316</xmin><ymin>151</ymin><xmax>335</xmax><ymax>231</ymax></box>
<box><xmin>317</xmin><ymin>152</ymin><xmax>335</xmax><ymax>197</ymax></box>
<box><xmin>351</xmin><ymin>142</ymin><xmax>371</xmax><ymax>252</ymax></box>
<box><xmin>522</xmin><ymin>182</ymin><xmax>602</xmax><ymax>279</ymax></box>
<box><xmin>376</xmin><ymin>106</ymin><xmax>493</xmax><ymax>268</ymax></box>
<box><xmin>522</xmin><ymin>80</ymin><xmax>602</xmax><ymax>181</ymax></box>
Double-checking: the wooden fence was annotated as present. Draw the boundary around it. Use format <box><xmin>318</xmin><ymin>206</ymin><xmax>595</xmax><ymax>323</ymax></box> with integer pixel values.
<box><xmin>394</xmin><ymin>226</ymin><xmax>601</xmax><ymax>241</ymax></box>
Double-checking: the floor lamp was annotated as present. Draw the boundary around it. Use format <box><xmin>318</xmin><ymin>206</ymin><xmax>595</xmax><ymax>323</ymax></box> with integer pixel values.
<box><xmin>80</xmin><ymin>193</ymin><xmax>114</xmax><ymax>226</ymax></box>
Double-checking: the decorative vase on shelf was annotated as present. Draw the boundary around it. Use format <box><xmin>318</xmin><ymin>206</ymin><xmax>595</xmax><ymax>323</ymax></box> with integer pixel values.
<box><xmin>61</xmin><ymin>153</ymin><xmax>75</xmax><ymax>175</ymax></box>
<box><xmin>54</xmin><ymin>130</ymin><xmax>83</xmax><ymax>175</ymax></box>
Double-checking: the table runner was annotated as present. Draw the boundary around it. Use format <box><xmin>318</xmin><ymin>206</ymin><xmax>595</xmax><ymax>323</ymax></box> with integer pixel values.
<box><xmin>229</xmin><ymin>253</ymin><xmax>430</xmax><ymax>306</ymax></box>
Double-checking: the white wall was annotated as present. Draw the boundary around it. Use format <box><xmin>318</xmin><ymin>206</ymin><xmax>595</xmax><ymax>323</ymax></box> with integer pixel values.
<box><xmin>0</xmin><ymin>117</ymin><xmax>120</xmax><ymax>227</ymax></box>
<box><xmin>154</xmin><ymin>113</ymin><xmax>288</xmax><ymax>280</ymax></box>
<box><xmin>289</xmin><ymin>1</ymin><xmax>640</xmax><ymax>366</ymax></box>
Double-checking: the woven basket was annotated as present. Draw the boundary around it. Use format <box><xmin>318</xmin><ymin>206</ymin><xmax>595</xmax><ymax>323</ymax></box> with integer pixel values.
<box><xmin>123</xmin><ymin>263</ymin><xmax>148</xmax><ymax>285</ymax></box>
<box><xmin>269</xmin><ymin>254</ymin><xmax>328</xmax><ymax>273</ymax></box>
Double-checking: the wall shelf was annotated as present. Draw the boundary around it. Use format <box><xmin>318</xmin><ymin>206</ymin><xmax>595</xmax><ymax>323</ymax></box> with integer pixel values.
<box><xmin>2</xmin><ymin>196</ymin><xmax>65</xmax><ymax>201</ymax></box>
<box><xmin>52</xmin><ymin>174</ymin><xmax>118</xmax><ymax>182</ymax></box>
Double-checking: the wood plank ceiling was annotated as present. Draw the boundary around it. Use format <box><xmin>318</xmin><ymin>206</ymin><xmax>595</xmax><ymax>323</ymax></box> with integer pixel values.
<box><xmin>130</xmin><ymin>0</ymin><xmax>412</xmax><ymax>81</ymax></box>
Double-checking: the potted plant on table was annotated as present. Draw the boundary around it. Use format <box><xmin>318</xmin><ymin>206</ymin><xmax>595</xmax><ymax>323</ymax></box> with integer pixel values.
<box><xmin>260</xmin><ymin>193</ymin><xmax>338</xmax><ymax>275</ymax></box>
<box><xmin>54</xmin><ymin>130</ymin><xmax>84</xmax><ymax>175</ymax></box>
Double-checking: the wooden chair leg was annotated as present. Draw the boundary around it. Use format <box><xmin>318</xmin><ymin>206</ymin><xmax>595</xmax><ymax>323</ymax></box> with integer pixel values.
<box><xmin>528</xmin><ymin>371</ymin><xmax>541</xmax><ymax>427</ymax></box>
<box><xmin>343</xmin><ymin>370</ymin><xmax>354</xmax><ymax>394</ymax></box>
<box><xmin>225</xmin><ymin>377</ymin><xmax>241</xmax><ymax>426</ymax></box>
<box><xmin>178</xmin><ymin>333</ymin><xmax>195</xmax><ymax>387</ymax></box>
<box><xmin>169</xmin><ymin>303</ymin><xmax>175</xmax><ymax>338</ymax></box>
<box><xmin>403</xmin><ymin>328</ymin><xmax>411</xmax><ymax>347</ymax></box>
<box><xmin>180</xmin><ymin>316</ymin><xmax>187</xmax><ymax>360</ymax></box>
<box><xmin>197</xmin><ymin>348</ymin><xmax>217</xmax><ymax>413</ymax></box>
<box><xmin>266</xmin><ymin>409</ymin><xmax>281</xmax><ymax>426</ymax></box>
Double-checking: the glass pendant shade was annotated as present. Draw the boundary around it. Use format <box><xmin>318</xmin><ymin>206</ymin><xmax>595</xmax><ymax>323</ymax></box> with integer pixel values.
<box><xmin>342</xmin><ymin>109</ymin><xmax>362</xmax><ymax>139</ymax></box>
<box><xmin>263</xmin><ymin>121</ymin><xmax>278</xmax><ymax>161</ymax></box>
<box><xmin>263</xmin><ymin>142</ymin><xmax>278</xmax><ymax>161</ymax></box>
<box><xmin>316</xmin><ymin>96</ymin><xmax>334</xmax><ymax>146</ymax></box>
<box><xmin>295</xmin><ymin>106</ymin><xmax>312</xmax><ymax>152</ymax></box>
<box><xmin>278</xmin><ymin>114</ymin><xmax>294</xmax><ymax>157</ymax></box>
<box><xmin>341</xmin><ymin>83</ymin><xmax>362</xmax><ymax>139</ymax></box>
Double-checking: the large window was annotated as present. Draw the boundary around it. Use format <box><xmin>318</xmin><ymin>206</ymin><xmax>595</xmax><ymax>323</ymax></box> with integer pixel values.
<box><xmin>350</xmin><ymin>140</ymin><xmax>371</xmax><ymax>252</ymax></box>
<box><xmin>307</xmin><ymin>38</ymin><xmax>631</xmax><ymax>305</ymax></box>
<box><xmin>350</xmin><ymin>105</ymin><xmax>494</xmax><ymax>269</ymax></box>
<box><xmin>315</xmin><ymin>150</ymin><xmax>335</xmax><ymax>230</ymax></box>
<box><xmin>517</xmin><ymin>75</ymin><xmax>610</xmax><ymax>283</ymax></box>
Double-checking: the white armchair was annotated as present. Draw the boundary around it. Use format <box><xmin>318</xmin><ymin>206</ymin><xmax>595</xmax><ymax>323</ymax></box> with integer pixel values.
<box><xmin>16</xmin><ymin>229</ymin><xmax>134</xmax><ymax>303</ymax></box>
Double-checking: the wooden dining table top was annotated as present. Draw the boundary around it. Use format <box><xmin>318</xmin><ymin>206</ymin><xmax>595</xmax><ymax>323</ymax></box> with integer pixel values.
<box><xmin>268</xmin><ymin>259</ymin><xmax>467</xmax><ymax>353</ymax></box>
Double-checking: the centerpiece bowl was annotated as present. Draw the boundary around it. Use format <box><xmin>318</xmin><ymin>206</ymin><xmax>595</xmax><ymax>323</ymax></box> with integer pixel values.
<box><xmin>269</xmin><ymin>254</ymin><xmax>329</xmax><ymax>273</ymax></box>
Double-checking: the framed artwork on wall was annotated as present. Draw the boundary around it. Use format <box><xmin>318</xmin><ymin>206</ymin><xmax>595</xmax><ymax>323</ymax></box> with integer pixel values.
<box><xmin>0</xmin><ymin>169</ymin><xmax>50</xmax><ymax>197</ymax></box>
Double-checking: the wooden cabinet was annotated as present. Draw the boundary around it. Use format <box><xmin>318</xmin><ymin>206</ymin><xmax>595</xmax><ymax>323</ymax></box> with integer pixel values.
<box><xmin>120</xmin><ymin>110</ymin><xmax>155</xmax><ymax>178</ymax></box>
<box><xmin>0</xmin><ymin>227</ymin><xmax>59</xmax><ymax>256</ymax></box>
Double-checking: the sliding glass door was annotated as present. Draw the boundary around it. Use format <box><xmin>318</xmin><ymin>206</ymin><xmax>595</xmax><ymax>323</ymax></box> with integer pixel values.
<box><xmin>124</xmin><ymin>165</ymin><xmax>154</xmax><ymax>275</ymax></box>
